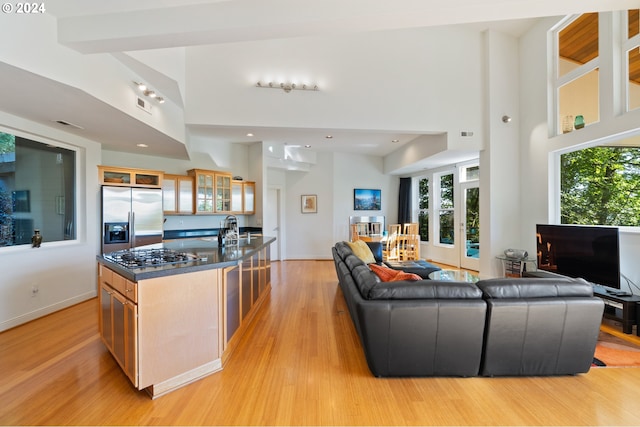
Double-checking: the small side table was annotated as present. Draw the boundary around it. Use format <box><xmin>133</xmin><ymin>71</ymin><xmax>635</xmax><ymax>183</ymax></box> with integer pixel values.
<box><xmin>496</xmin><ymin>255</ymin><xmax>537</xmax><ymax>278</ymax></box>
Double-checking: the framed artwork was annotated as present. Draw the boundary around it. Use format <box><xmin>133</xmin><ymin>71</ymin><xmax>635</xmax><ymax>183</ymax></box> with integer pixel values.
<box><xmin>354</xmin><ymin>188</ymin><xmax>381</xmax><ymax>210</ymax></box>
<box><xmin>301</xmin><ymin>194</ymin><xmax>317</xmax><ymax>213</ymax></box>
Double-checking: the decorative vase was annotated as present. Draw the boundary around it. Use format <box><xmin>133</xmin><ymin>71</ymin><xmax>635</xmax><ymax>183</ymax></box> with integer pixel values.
<box><xmin>562</xmin><ymin>115</ymin><xmax>574</xmax><ymax>133</ymax></box>
<box><xmin>574</xmin><ymin>115</ymin><xmax>585</xmax><ymax>129</ymax></box>
<box><xmin>31</xmin><ymin>229</ymin><xmax>42</xmax><ymax>248</ymax></box>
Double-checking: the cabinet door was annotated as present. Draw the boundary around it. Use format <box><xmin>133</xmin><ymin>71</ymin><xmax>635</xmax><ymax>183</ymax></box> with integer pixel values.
<box><xmin>177</xmin><ymin>177</ymin><xmax>194</xmax><ymax>213</ymax></box>
<box><xmin>124</xmin><ymin>301</ymin><xmax>138</xmax><ymax>386</ymax></box>
<box><xmin>196</xmin><ymin>173</ymin><xmax>214</xmax><ymax>213</ymax></box>
<box><xmin>241</xmin><ymin>260</ymin><xmax>252</xmax><ymax>319</ymax></box>
<box><xmin>224</xmin><ymin>265</ymin><xmax>240</xmax><ymax>347</ymax></box>
<box><xmin>112</xmin><ymin>291</ymin><xmax>127</xmax><ymax>369</ymax></box>
<box><xmin>162</xmin><ymin>178</ymin><xmax>177</xmax><ymax>213</ymax></box>
<box><xmin>215</xmin><ymin>173</ymin><xmax>232</xmax><ymax>212</ymax></box>
<box><xmin>231</xmin><ymin>181</ymin><xmax>243</xmax><ymax>213</ymax></box>
<box><xmin>243</xmin><ymin>182</ymin><xmax>255</xmax><ymax>214</ymax></box>
<box><xmin>99</xmin><ymin>283</ymin><xmax>114</xmax><ymax>351</ymax></box>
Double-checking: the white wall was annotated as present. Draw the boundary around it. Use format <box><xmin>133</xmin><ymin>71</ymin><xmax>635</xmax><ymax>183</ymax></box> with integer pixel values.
<box><xmin>0</xmin><ymin>112</ymin><xmax>101</xmax><ymax>332</ymax></box>
<box><xmin>184</xmin><ymin>26</ymin><xmax>485</xmax><ymax>140</ymax></box>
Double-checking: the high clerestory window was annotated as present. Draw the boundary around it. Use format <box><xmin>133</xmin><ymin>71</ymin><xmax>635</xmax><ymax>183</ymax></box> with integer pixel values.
<box><xmin>0</xmin><ymin>131</ymin><xmax>76</xmax><ymax>247</ymax></box>
<box><xmin>555</xmin><ymin>13</ymin><xmax>600</xmax><ymax>135</ymax></box>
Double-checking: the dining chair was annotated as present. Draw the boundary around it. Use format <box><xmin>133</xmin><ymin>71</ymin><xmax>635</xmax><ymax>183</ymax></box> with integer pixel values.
<box><xmin>383</xmin><ymin>224</ymin><xmax>401</xmax><ymax>261</ymax></box>
<box><xmin>403</xmin><ymin>222</ymin><xmax>418</xmax><ymax>235</ymax></box>
<box><xmin>356</xmin><ymin>222</ymin><xmax>369</xmax><ymax>237</ymax></box>
<box><xmin>400</xmin><ymin>234</ymin><xmax>420</xmax><ymax>260</ymax></box>
<box><xmin>350</xmin><ymin>224</ymin><xmax>360</xmax><ymax>241</ymax></box>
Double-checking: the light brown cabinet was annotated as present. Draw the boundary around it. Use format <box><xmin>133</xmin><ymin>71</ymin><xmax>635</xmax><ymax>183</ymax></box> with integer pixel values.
<box><xmin>163</xmin><ymin>174</ymin><xmax>194</xmax><ymax>214</ymax></box>
<box><xmin>231</xmin><ymin>180</ymin><xmax>255</xmax><ymax>214</ymax></box>
<box><xmin>188</xmin><ymin>169</ymin><xmax>233</xmax><ymax>214</ymax></box>
<box><xmin>98</xmin><ymin>263</ymin><xmax>223</xmax><ymax>397</ymax></box>
<box><xmin>98</xmin><ymin>264</ymin><xmax>138</xmax><ymax>386</ymax></box>
<box><xmin>99</xmin><ymin>165</ymin><xmax>163</xmax><ymax>188</ymax></box>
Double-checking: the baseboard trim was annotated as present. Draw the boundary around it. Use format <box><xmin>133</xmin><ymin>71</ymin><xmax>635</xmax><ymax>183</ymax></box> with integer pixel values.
<box><xmin>0</xmin><ymin>291</ymin><xmax>97</xmax><ymax>332</ymax></box>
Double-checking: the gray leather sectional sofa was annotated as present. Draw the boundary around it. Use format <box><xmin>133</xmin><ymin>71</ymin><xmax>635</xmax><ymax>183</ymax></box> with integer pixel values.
<box><xmin>332</xmin><ymin>241</ymin><xmax>605</xmax><ymax>377</ymax></box>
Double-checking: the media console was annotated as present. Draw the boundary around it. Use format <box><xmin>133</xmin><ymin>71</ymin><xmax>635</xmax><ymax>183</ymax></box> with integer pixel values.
<box><xmin>593</xmin><ymin>286</ymin><xmax>640</xmax><ymax>335</ymax></box>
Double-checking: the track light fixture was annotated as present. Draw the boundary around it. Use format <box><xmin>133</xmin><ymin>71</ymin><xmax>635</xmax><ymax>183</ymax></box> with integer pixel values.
<box><xmin>256</xmin><ymin>81</ymin><xmax>319</xmax><ymax>93</ymax></box>
<box><xmin>134</xmin><ymin>81</ymin><xmax>164</xmax><ymax>104</ymax></box>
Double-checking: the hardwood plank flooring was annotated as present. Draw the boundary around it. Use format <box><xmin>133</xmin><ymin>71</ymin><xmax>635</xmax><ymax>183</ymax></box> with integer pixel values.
<box><xmin>2</xmin><ymin>260</ymin><xmax>640</xmax><ymax>425</ymax></box>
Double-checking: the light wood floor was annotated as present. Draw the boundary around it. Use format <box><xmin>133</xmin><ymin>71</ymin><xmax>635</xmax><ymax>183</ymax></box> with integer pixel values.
<box><xmin>2</xmin><ymin>260</ymin><xmax>640</xmax><ymax>425</ymax></box>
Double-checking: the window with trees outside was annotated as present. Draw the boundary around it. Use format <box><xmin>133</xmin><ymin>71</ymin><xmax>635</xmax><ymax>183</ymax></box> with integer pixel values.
<box><xmin>418</xmin><ymin>177</ymin><xmax>429</xmax><ymax>242</ymax></box>
<box><xmin>0</xmin><ymin>131</ymin><xmax>76</xmax><ymax>247</ymax></box>
<box><xmin>437</xmin><ymin>173</ymin><xmax>454</xmax><ymax>245</ymax></box>
<box><xmin>561</xmin><ymin>139</ymin><xmax>640</xmax><ymax>226</ymax></box>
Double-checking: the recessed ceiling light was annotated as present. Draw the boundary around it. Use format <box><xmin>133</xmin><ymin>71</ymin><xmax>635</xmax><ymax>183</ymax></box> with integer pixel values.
<box><xmin>247</xmin><ymin>133</ymin><xmax>254</xmax><ymax>137</ymax></box>
<box><xmin>325</xmin><ymin>135</ymin><xmax>333</xmax><ymax>139</ymax></box>
<box><xmin>392</xmin><ymin>139</ymin><xmax>400</xmax><ymax>143</ymax></box>
<box><xmin>305</xmin><ymin>145</ymin><xmax>311</xmax><ymax>148</ymax></box>
<box><xmin>137</xmin><ymin>143</ymin><xmax>148</xmax><ymax>148</ymax></box>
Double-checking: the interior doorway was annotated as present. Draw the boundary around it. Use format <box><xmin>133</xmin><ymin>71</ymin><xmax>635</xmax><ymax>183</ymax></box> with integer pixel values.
<box><xmin>265</xmin><ymin>186</ymin><xmax>283</xmax><ymax>260</ymax></box>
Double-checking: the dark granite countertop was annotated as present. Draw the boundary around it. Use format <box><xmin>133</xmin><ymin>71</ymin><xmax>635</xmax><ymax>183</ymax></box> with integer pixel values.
<box><xmin>97</xmin><ymin>235</ymin><xmax>276</xmax><ymax>281</ymax></box>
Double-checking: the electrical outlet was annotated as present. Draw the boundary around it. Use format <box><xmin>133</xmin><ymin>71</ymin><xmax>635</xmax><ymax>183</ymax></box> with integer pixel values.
<box><xmin>31</xmin><ymin>285</ymin><xmax>39</xmax><ymax>297</ymax></box>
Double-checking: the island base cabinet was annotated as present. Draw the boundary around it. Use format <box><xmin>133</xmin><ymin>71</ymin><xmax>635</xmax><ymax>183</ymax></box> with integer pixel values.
<box><xmin>221</xmin><ymin>249</ymin><xmax>271</xmax><ymax>365</ymax></box>
<box><xmin>99</xmin><ymin>271</ymin><xmax>138</xmax><ymax>386</ymax></box>
<box><xmin>98</xmin><ymin>265</ymin><xmax>224</xmax><ymax>398</ymax></box>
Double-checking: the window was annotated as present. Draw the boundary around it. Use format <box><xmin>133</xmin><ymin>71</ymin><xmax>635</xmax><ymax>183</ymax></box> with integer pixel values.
<box><xmin>560</xmin><ymin>140</ymin><xmax>640</xmax><ymax>226</ymax></box>
<box><xmin>554</xmin><ymin>13</ymin><xmax>600</xmax><ymax>134</ymax></box>
<box><xmin>0</xmin><ymin>131</ymin><xmax>76</xmax><ymax>247</ymax></box>
<box><xmin>437</xmin><ymin>173</ymin><xmax>454</xmax><ymax>245</ymax></box>
<box><xmin>418</xmin><ymin>177</ymin><xmax>429</xmax><ymax>241</ymax></box>
<box><xmin>627</xmin><ymin>9</ymin><xmax>640</xmax><ymax>111</ymax></box>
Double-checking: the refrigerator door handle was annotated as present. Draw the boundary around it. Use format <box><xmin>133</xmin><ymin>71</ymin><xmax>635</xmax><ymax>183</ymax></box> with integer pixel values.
<box><xmin>129</xmin><ymin>211</ymin><xmax>135</xmax><ymax>249</ymax></box>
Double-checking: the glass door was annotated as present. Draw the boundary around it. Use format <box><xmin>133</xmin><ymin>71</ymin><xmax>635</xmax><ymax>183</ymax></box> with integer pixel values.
<box><xmin>461</xmin><ymin>181</ymin><xmax>480</xmax><ymax>271</ymax></box>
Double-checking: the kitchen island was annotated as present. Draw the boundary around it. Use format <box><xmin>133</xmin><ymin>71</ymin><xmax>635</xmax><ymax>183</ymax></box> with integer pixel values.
<box><xmin>96</xmin><ymin>236</ymin><xmax>275</xmax><ymax>398</ymax></box>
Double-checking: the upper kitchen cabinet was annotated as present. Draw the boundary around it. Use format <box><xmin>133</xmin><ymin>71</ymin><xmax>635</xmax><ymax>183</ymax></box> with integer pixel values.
<box><xmin>99</xmin><ymin>166</ymin><xmax>163</xmax><ymax>188</ymax></box>
<box><xmin>188</xmin><ymin>169</ymin><xmax>233</xmax><ymax>214</ymax></box>
<box><xmin>231</xmin><ymin>180</ymin><xmax>255</xmax><ymax>214</ymax></box>
<box><xmin>163</xmin><ymin>174</ymin><xmax>194</xmax><ymax>215</ymax></box>
<box><xmin>215</xmin><ymin>172</ymin><xmax>232</xmax><ymax>213</ymax></box>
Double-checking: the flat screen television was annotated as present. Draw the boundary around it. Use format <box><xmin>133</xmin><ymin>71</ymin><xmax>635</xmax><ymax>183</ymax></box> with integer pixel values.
<box><xmin>536</xmin><ymin>224</ymin><xmax>620</xmax><ymax>289</ymax></box>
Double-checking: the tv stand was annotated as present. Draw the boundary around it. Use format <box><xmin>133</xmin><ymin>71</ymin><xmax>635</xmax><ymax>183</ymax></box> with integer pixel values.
<box><xmin>593</xmin><ymin>286</ymin><xmax>640</xmax><ymax>335</ymax></box>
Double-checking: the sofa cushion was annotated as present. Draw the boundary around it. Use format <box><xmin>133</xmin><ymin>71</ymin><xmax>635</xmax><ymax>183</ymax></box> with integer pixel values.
<box><xmin>347</xmin><ymin>240</ymin><xmax>377</xmax><ymax>264</ymax></box>
<box><xmin>477</xmin><ymin>277</ymin><xmax>594</xmax><ymax>299</ymax></box>
<box><xmin>368</xmin><ymin>280</ymin><xmax>484</xmax><ymax>300</ymax></box>
<box><xmin>369</xmin><ymin>263</ymin><xmax>422</xmax><ymax>282</ymax></box>
<box><xmin>351</xmin><ymin>263</ymin><xmax>381</xmax><ymax>298</ymax></box>
<box><xmin>334</xmin><ymin>241</ymin><xmax>354</xmax><ymax>261</ymax></box>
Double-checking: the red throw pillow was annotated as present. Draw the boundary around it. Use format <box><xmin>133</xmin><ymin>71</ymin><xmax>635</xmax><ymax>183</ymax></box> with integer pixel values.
<box><xmin>369</xmin><ymin>263</ymin><xmax>421</xmax><ymax>282</ymax></box>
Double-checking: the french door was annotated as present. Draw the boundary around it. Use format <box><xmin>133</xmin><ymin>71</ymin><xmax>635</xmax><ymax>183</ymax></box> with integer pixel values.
<box><xmin>460</xmin><ymin>181</ymin><xmax>480</xmax><ymax>271</ymax></box>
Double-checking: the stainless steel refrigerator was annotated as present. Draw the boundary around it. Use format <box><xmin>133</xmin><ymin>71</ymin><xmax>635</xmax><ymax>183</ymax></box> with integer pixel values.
<box><xmin>101</xmin><ymin>186</ymin><xmax>163</xmax><ymax>253</ymax></box>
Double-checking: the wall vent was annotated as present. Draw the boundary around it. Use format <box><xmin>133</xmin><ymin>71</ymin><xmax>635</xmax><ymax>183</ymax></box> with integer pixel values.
<box><xmin>53</xmin><ymin>120</ymin><xmax>84</xmax><ymax>129</ymax></box>
<box><xmin>136</xmin><ymin>96</ymin><xmax>152</xmax><ymax>114</ymax></box>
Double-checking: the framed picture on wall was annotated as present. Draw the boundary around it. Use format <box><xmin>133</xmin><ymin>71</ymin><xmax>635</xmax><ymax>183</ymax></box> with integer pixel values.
<box><xmin>354</xmin><ymin>188</ymin><xmax>381</xmax><ymax>210</ymax></box>
<box><xmin>301</xmin><ymin>194</ymin><xmax>317</xmax><ymax>213</ymax></box>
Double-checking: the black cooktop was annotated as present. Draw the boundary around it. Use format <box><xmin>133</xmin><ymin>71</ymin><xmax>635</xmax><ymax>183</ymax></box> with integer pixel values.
<box><xmin>104</xmin><ymin>248</ymin><xmax>197</xmax><ymax>269</ymax></box>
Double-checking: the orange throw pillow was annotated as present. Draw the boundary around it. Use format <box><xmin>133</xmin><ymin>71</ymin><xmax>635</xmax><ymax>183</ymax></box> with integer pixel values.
<box><xmin>369</xmin><ymin>263</ymin><xmax>422</xmax><ymax>282</ymax></box>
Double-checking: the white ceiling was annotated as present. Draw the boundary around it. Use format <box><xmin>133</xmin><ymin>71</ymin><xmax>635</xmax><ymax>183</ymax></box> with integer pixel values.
<box><xmin>2</xmin><ymin>0</ymin><xmax>637</xmax><ymax>171</ymax></box>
